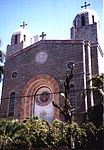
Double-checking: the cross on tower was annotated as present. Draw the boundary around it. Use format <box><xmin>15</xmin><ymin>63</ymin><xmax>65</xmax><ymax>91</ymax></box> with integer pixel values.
<box><xmin>20</xmin><ymin>21</ymin><xmax>27</xmax><ymax>29</ymax></box>
<box><xmin>40</xmin><ymin>32</ymin><xmax>46</xmax><ymax>40</ymax></box>
<box><xmin>81</xmin><ymin>2</ymin><xmax>90</xmax><ymax>9</ymax></box>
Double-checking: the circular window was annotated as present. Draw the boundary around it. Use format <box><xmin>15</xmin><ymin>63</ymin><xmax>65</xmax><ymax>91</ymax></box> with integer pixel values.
<box><xmin>35</xmin><ymin>52</ymin><xmax>48</xmax><ymax>64</ymax></box>
<box><xmin>12</xmin><ymin>72</ymin><xmax>17</xmax><ymax>78</ymax></box>
<box><xmin>35</xmin><ymin>87</ymin><xmax>52</xmax><ymax>106</ymax></box>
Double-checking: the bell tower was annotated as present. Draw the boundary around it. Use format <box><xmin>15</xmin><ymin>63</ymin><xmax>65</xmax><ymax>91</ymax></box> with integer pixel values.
<box><xmin>70</xmin><ymin>2</ymin><xmax>100</xmax><ymax>44</ymax></box>
<box><xmin>7</xmin><ymin>22</ymin><xmax>34</xmax><ymax>57</ymax></box>
<box><xmin>70</xmin><ymin>2</ymin><xmax>104</xmax><ymax>74</ymax></box>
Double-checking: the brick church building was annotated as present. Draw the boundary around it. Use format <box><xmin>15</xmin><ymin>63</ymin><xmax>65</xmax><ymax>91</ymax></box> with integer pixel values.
<box><xmin>0</xmin><ymin>4</ymin><xmax>103</xmax><ymax>122</ymax></box>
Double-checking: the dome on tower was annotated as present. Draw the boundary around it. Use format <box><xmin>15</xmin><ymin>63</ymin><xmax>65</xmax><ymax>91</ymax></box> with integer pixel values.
<box><xmin>7</xmin><ymin>22</ymin><xmax>34</xmax><ymax>57</ymax></box>
<box><xmin>13</xmin><ymin>27</ymin><xmax>33</xmax><ymax>36</ymax></box>
<box><xmin>78</xmin><ymin>8</ymin><xmax>99</xmax><ymax>17</ymax></box>
<box><xmin>12</xmin><ymin>27</ymin><xmax>33</xmax><ymax>44</ymax></box>
<box><xmin>72</xmin><ymin>8</ymin><xmax>100</xmax><ymax>28</ymax></box>
<box><xmin>10</xmin><ymin>24</ymin><xmax>34</xmax><ymax>50</ymax></box>
<box><xmin>70</xmin><ymin>6</ymin><xmax>100</xmax><ymax>44</ymax></box>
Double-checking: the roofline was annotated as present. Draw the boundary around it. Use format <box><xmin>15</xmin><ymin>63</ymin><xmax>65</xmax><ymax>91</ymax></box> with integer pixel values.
<box><xmin>6</xmin><ymin>39</ymin><xmax>91</xmax><ymax>60</ymax></box>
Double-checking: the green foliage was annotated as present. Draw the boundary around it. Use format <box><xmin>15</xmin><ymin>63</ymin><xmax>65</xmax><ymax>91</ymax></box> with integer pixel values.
<box><xmin>91</xmin><ymin>73</ymin><xmax>104</xmax><ymax>91</ymax></box>
<box><xmin>23</xmin><ymin>117</ymin><xmax>52</xmax><ymax>148</ymax></box>
<box><xmin>87</xmin><ymin>74</ymin><xmax>104</xmax><ymax>127</ymax></box>
<box><xmin>51</xmin><ymin>119</ymin><xmax>67</xmax><ymax>148</ymax></box>
<box><xmin>89</xmin><ymin>73</ymin><xmax>104</xmax><ymax>103</ymax></box>
<box><xmin>81</xmin><ymin>122</ymin><xmax>97</xmax><ymax>149</ymax></box>
<box><xmin>95</xmin><ymin>125</ymin><xmax>104</xmax><ymax>149</ymax></box>
<box><xmin>0</xmin><ymin>118</ymin><xmax>103</xmax><ymax>149</ymax></box>
<box><xmin>88</xmin><ymin>103</ymin><xmax>103</xmax><ymax>127</ymax></box>
<box><xmin>0</xmin><ymin>119</ymin><xmax>30</xmax><ymax>150</ymax></box>
<box><xmin>0</xmin><ymin>50</ymin><xmax>5</xmax><ymax>82</ymax></box>
<box><xmin>64</xmin><ymin>121</ymin><xmax>87</xmax><ymax>149</ymax></box>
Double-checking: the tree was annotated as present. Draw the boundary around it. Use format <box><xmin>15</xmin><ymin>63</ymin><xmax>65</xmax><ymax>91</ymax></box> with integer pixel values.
<box><xmin>89</xmin><ymin>73</ymin><xmax>104</xmax><ymax>102</ymax></box>
<box><xmin>52</xmin><ymin>62</ymin><xmax>75</xmax><ymax>122</ymax></box>
<box><xmin>0</xmin><ymin>39</ymin><xmax>5</xmax><ymax>82</ymax></box>
<box><xmin>81</xmin><ymin>122</ymin><xmax>97</xmax><ymax>149</ymax></box>
<box><xmin>88</xmin><ymin>74</ymin><xmax>104</xmax><ymax>127</ymax></box>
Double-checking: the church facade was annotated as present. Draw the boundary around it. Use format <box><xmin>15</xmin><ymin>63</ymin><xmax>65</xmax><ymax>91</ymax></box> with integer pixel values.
<box><xmin>0</xmin><ymin>6</ymin><xmax>103</xmax><ymax>122</ymax></box>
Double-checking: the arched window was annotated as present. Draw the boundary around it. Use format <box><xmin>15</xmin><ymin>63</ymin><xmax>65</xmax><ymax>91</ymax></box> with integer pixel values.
<box><xmin>24</xmin><ymin>35</ymin><xmax>26</xmax><ymax>41</ymax></box>
<box><xmin>81</xmin><ymin>15</ymin><xmax>85</xmax><ymax>26</ymax></box>
<box><xmin>74</xmin><ymin>20</ymin><xmax>76</xmax><ymax>28</ymax></box>
<box><xmin>14</xmin><ymin>35</ymin><xmax>18</xmax><ymax>44</ymax></box>
<box><xmin>69</xmin><ymin>84</ymin><xmax>76</xmax><ymax>108</ymax></box>
<box><xmin>92</xmin><ymin>15</ymin><xmax>94</xmax><ymax>23</ymax></box>
<box><xmin>8</xmin><ymin>92</ymin><xmax>15</xmax><ymax>116</ymax></box>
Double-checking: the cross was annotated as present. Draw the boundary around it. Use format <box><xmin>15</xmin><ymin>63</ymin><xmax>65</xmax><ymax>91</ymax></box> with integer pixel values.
<box><xmin>81</xmin><ymin>2</ymin><xmax>90</xmax><ymax>9</ymax></box>
<box><xmin>20</xmin><ymin>21</ymin><xmax>27</xmax><ymax>29</ymax></box>
<box><xmin>40</xmin><ymin>32</ymin><xmax>46</xmax><ymax>40</ymax></box>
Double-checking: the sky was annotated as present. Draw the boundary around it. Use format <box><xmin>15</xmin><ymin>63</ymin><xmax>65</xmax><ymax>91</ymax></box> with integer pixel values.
<box><xmin>0</xmin><ymin>0</ymin><xmax>103</xmax><ymax>99</ymax></box>
<box><xmin>0</xmin><ymin>0</ymin><xmax>104</xmax><ymax>53</ymax></box>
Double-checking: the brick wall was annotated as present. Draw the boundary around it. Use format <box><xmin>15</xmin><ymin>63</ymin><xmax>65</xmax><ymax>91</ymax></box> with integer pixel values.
<box><xmin>1</xmin><ymin>40</ymin><xmax>98</xmax><ymax>122</ymax></box>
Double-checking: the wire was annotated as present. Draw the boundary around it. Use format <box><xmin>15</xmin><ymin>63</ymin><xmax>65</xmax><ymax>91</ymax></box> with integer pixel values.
<box><xmin>0</xmin><ymin>88</ymin><xmax>87</xmax><ymax>101</ymax></box>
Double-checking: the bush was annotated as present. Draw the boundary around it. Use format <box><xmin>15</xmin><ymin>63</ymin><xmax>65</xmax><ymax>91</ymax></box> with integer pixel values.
<box><xmin>0</xmin><ymin>117</ymin><xmax>103</xmax><ymax>149</ymax></box>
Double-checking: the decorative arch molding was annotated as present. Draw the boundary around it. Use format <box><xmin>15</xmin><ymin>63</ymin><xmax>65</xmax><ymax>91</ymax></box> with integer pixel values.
<box><xmin>20</xmin><ymin>74</ymin><xmax>59</xmax><ymax>121</ymax></box>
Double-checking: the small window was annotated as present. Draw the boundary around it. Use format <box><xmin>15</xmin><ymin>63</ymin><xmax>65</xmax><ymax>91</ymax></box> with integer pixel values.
<box><xmin>30</xmin><ymin>38</ymin><xmax>32</xmax><ymax>44</ymax></box>
<box><xmin>24</xmin><ymin>35</ymin><xmax>26</xmax><ymax>41</ymax></box>
<box><xmin>92</xmin><ymin>15</ymin><xmax>94</xmax><ymax>23</ymax></box>
<box><xmin>12</xmin><ymin>72</ymin><xmax>17</xmax><ymax>78</ymax></box>
<box><xmin>15</xmin><ymin>35</ymin><xmax>18</xmax><ymax>44</ymax></box>
<box><xmin>81</xmin><ymin>15</ymin><xmax>85</xmax><ymax>26</ymax></box>
<box><xmin>74</xmin><ymin>20</ymin><xmax>76</xmax><ymax>28</ymax></box>
<box><xmin>8</xmin><ymin>92</ymin><xmax>15</xmax><ymax>116</ymax></box>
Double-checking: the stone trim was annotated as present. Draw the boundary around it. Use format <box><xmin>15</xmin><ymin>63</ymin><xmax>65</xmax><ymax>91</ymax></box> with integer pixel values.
<box><xmin>20</xmin><ymin>74</ymin><xmax>59</xmax><ymax>121</ymax></box>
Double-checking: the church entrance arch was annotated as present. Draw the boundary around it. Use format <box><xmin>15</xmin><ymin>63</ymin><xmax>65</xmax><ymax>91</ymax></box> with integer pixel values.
<box><xmin>20</xmin><ymin>74</ymin><xmax>59</xmax><ymax>121</ymax></box>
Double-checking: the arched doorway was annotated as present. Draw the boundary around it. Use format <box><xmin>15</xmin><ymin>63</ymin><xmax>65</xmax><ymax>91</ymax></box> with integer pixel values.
<box><xmin>20</xmin><ymin>74</ymin><xmax>59</xmax><ymax>121</ymax></box>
